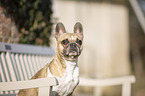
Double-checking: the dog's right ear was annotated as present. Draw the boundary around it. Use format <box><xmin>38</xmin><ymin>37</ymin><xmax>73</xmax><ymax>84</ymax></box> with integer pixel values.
<box><xmin>55</xmin><ymin>22</ymin><xmax>66</xmax><ymax>39</ymax></box>
<box><xmin>74</xmin><ymin>22</ymin><xmax>83</xmax><ymax>39</ymax></box>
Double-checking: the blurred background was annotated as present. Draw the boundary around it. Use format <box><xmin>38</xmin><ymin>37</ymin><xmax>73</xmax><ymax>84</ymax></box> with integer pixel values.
<box><xmin>0</xmin><ymin>0</ymin><xmax>145</xmax><ymax>96</ymax></box>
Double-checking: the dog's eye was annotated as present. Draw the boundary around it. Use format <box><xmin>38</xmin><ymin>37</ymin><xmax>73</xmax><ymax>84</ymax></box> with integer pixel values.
<box><xmin>76</xmin><ymin>38</ymin><xmax>82</xmax><ymax>45</ymax></box>
<box><xmin>61</xmin><ymin>39</ymin><xmax>69</xmax><ymax>45</ymax></box>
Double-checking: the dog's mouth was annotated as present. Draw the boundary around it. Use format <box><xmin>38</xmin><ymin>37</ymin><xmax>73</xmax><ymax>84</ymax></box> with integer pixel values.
<box><xmin>63</xmin><ymin>43</ymin><xmax>81</xmax><ymax>60</ymax></box>
<box><xmin>66</xmin><ymin>52</ymin><xmax>79</xmax><ymax>59</ymax></box>
<box><xmin>64</xmin><ymin>49</ymin><xmax>80</xmax><ymax>58</ymax></box>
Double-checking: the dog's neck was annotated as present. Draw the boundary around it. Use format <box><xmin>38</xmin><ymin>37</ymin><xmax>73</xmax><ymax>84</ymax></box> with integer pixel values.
<box><xmin>49</xmin><ymin>52</ymin><xmax>77</xmax><ymax>78</ymax></box>
<box><xmin>64</xmin><ymin>60</ymin><xmax>77</xmax><ymax>76</ymax></box>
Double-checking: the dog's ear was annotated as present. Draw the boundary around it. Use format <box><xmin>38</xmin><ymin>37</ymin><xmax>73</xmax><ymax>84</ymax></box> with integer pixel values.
<box><xmin>55</xmin><ymin>22</ymin><xmax>66</xmax><ymax>39</ymax></box>
<box><xmin>74</xmin><ymin>22</ymin><xmax>83</xmax><ymax>39</ymax></box>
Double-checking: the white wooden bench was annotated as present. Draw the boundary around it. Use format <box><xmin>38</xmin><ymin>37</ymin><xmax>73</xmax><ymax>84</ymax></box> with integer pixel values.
<box><xmin>0</xmin><ymin>42</ymin><xmax>58</xmax><ymax>96</ymax></box>
<box><xmin>79</xmin><ymin>75</ymin><xmax>136</xmax><ymax>96</ymax></box>
<box><xmin>0</xmin><ymin>42</ymin><xmax>136</xmax><ymax>96</ymax></box>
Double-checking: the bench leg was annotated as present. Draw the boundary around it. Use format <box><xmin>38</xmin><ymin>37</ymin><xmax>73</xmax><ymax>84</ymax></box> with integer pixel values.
<box><xmin>94</xmin><ymin>87</ymin><xmax>102</xmax><ymax>96</ymax></box>
<box><xmin>39</xmin><ymin>86</ymin><xmax>52</xmax><ymax>96</ymax></box>
<box><xmin>122</xmin><ymin>83</ymin><xmax>131</xmax><ymax>96</ymax></box>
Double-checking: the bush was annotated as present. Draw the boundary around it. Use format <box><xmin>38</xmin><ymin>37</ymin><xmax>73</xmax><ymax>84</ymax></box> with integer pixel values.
<box><xmin>0</xmin><ymin>0</ymin><xmax>52</xmax><ymax>46</ymax></box>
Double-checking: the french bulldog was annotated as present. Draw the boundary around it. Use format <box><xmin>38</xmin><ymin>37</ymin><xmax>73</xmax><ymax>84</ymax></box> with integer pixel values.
<box><xmin>17</xmin><ymin>22</ymin><xmax>83</xmax><ymax>96</ymax></box>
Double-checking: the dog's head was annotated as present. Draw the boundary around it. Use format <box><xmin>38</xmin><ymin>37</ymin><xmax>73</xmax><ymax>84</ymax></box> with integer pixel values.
<box><xmin>55</xmin><ymin>22</ymin><xmax>83</xmax><ymax>61</ymax></box>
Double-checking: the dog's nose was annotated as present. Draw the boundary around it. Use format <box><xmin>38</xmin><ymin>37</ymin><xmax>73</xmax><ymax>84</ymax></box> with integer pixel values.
<box><xmin>70</xmin><ymin>43</ymin><xmax>77</xmax><ymax>50</ymax></box>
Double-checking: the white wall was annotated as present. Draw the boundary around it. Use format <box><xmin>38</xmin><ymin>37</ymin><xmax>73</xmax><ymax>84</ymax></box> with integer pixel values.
<box><xmin>51</xmin><ymin>0</ymin><xmax>131</xmax><ymax>78</ymax></box>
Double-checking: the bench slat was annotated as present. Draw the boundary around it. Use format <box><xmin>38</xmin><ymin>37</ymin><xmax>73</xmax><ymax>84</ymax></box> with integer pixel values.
<box><xmin>0</xmin><ymin>42</ymin><xmax>54</xmax><ymax>56</ymax></box>
<box><xmin>0</xmin><ymin>55</ymin><xmax>5</xmax><ymax>94</ymax></box>
<box><xmin>1</xmin><ymin>53</ymin><xmax>11</xmax><ymax>82</ymax></box>
<box><xmin>19</xmin><ymin>54</ymin><xmax>29</xmax><ymax>80</ymax></box>
<box><xmin>80</xmin><ymin>75</ymin><xmax>136</xmax><ymax>87</ymax></box>
<box><xmin>43</xmin><ymin>56</ymin><xmax>49</xmax><ymax>66</ymax></box>
<box><xmin>27</xmin><ymin>54</ymin><xmax>35</xmax><ymax>76</ymax></box>
<box><xmin>15</xmin><ymin>54</ymin><xmax>24</xmax><ymax>80</ymax></box>
<box><xmin>23</xmin><ymin>54</ymin><xmax>32</xmax><ymax>79</ymax></box>
<box><xmin>31</xmin><ymin>55</ymin><xmax>38</xmax><ymax>73</ymax></box>
<box><xmin>38</xmin><ymin>55</ymin><xmax>45</xmax><ymax>68</ymax></box>
<box><xmin>0</xmin><ymin>55</ymin><xmax>6</xmax><ymax>82</ymax></box>
<box><xmin>11</xmin><ymin>53</ymin><xmax>20</xmax><ymax>81</ymax></box>
<box><xmin>33</xmin><ymin>55</ymin><xmax>39</xmax><ymax>71</ymax></box>
<box><xmin>1</xmin><ymin>53</ymin><xmax>13</xmax><ymax>94</ymax></box>
<box><xmin>35</xmin><ymin>55</ymin><xmax>41</xmax><ymax>70</ymax></box>
<box><xmin>6</xmin><ymin>52</ymin><xmax>19</xmax><ymax>94</ymax></box>
<box><xmin>6</xmin><ymin>52</ymin><xmax>17</xmax><ymax>82</ymax></box>
<box><xmin>0</xmin><ymin>77</ymin><xmax>58</xmax><ymax>91</ymax></box>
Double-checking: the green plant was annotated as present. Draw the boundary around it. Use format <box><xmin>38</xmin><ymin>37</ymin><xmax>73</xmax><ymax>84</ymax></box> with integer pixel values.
<box><xmin>0</xmin><ymin>0</ymin><xmax>52</xmax><ymax>46</ymax></box>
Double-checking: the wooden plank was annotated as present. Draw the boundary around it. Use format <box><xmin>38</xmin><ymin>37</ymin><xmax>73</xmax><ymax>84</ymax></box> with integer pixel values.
<box><xmin>33</xmin><ymin>55</ymin><xmax>39</xmax><ymax>71</ymax></box>
<box><xmin>35</xmin><ymin>55</ymin><xmax>41</xmax><ymax>71</ymax></box>
<box><xmin>31</xmin><ymin>55</ymin><xmax>38</xmax><ymax>73</ymax></box>
<box><xmin>38</xmin><ymin>55</ymin><xmax>44</xmax><ymax>68</ymax></box>
<box><xmin>79</xmin><ymin>75</ymin><xmax>136</xmax><ymax>87</ymax></box>
<box><xmin>27</xmin><ymin>56</ymin><xmax>34</xmax><ymax>78</ymax></box>
<box><xmin>5</xmin><ymin>52</ymin><xmax>17</xmax><ymax>95</ymax></box>
<box><xmin>39</xmin><ymin>56</ymin><xmax>44</xmax><ymax>67</ymax></box>
<box><xmin>6</xmin><ymin>52</ymin><xmax>16</xmax><ymax>82</ymax></box>
<box><xmin>39</xmin><ymin>87</ymin><xmax>51</xmax><ymax>96</ymax></box>
<box><xmin>0</xmin><ymin>55</ymin><xmax>6</xmax><ymax>83</ymax></box>
<box><xmin>47</xmin><ymin>56</ymin><xmax>53</xmax><ymax>63</ymax></box>
<box><xmin>25</xmin><ymin>54</ymin><xmax>33</xmax><ymax>77</ymax></box>
<box><xmin>44</xmin><ymin>56</ymin><xmax>47</xmax><ymax>65</ymax></box>
<box><xmin>93</xmin><ymin>87</ymin><xmax>102</xmax><ymax>96</ymax></box>
<box><xmin>122</xmin><ymin>83</ymin><xmax>131</xmax><ymax>96</ymax></box>
<box><xmin>23</xmin><ymin>54</ymin><xmax>32</xmax><ymax>79</ymax></box>
<box><xmin>45</xmin><ymin>56</ymin><xmax>51</xmax><ymax>65</ymax></box>
<box><xmin>19</xmin><ymin>54</ymin><xmax>28</xmax><ymax>80</ymax></box>
<box><xmin>15</xmin><ymin>54</ymin><xmax>24</xmax><ymax>80</ymax></box>
<box><xmin>1</xmin><ymin>53</ymin><xmax>12</xmax><ymax>94</ymax></box>
<box><xmin>0</xmin><ymin>55</ymin><xmax>5</xmax><ymax>94</ymax></box>
<box><xmin>42</xmin><ymin>56</ymin><xmax>48</xmax><ymax>67</ymax></box>
<box><xmin>80</xmin><ymin>76</ymin><xmax>135</xmax><ymax>96</ymax></box>
<box><xmin>1</xmin><ymin>53</ymin><xmax>11</xmax><ymax>82</ymax></box>
<box><xmin>0</xmin><ymin>42</ymin><xmax>54</xmax><ymax>56</ymax></box>
<box><xmin>11</xmin><ymin>53</ymin><xmax>20</xmax><ymax>81</ymax></box>
<box><xmin>0</xmin><ymin>77</ymin><xmax>58</xmax><ymax>91</ymax></box>
<box><xmin>27</xmin><ymin>55</ymin><xmax>35</xmax><ymax>76</ymax></box>
<box><xmin>46</xmin><ymin>56</ymin><xmax>53</xmax><ymax>65</ymax></box>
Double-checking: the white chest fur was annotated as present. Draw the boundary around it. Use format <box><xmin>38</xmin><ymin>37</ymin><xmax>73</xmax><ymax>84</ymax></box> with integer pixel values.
<box><xmin>47</xmin><ymin>60</ymin><xmax>79</xmax><ymax>96</ymax></box>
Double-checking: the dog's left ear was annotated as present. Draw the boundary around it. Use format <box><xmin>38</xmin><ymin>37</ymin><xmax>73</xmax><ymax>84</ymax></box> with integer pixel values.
<box><xmin>74</xmin><ymin>22</ymin><xmax>83</xmax><ymax>39</ymax></box>
<box><xmin>55</xmin><ymin>22</ymin><xmax>66</xmax><ymax>39</ymax></box>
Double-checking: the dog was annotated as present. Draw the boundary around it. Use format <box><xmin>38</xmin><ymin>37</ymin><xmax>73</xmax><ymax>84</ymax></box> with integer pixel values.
<box><xmin>17</xmin><ymin>22</ymin><xmax>83</xmax><ymax>96</ymax></box>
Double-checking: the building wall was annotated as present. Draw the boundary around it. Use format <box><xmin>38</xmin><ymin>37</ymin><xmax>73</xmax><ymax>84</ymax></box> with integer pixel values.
<box><xmin>51</xmin><ymin>0</ymin><xmax>131</xmax><ymax>79</ymax></box>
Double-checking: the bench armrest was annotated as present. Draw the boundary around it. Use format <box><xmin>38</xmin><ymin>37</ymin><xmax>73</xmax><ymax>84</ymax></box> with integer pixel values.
<box><xmin>79</xmin><ymin>75</ymin><xmax>136</xmax><ymax>96</ymax></box>
<box><xmin>80</xmin><ymin>75</ymin><xmax>136</xmax><ymax>87</ymax></box>
<box><xmin>0</xmin><ymin>77</ymin><xmax>58</xmax><ymax>96</ymax></box>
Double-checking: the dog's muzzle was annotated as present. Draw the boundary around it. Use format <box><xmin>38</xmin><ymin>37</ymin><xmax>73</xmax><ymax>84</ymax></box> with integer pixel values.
<box><xmin>63</xmin><ymin>43</ymin><xmax>80</xmax><ymax>58</ymax></box>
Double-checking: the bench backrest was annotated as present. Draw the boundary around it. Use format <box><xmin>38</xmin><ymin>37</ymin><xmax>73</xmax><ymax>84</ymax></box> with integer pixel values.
<box><xmin>0</xmin><ymin>42</ymin><xmax>55</xmax><ymax>94</ymax></box>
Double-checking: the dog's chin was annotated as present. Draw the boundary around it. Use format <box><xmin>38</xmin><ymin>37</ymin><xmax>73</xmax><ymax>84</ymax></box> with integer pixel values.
<box><xmin>65</xmin><ymin>56</ymin><xmax>78</xmax><ymax>61</ymax></box>
<box><xmin>64</xmin><ymin>52</ymin><xmax>79</xmax><ymax>61</ymax></box>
